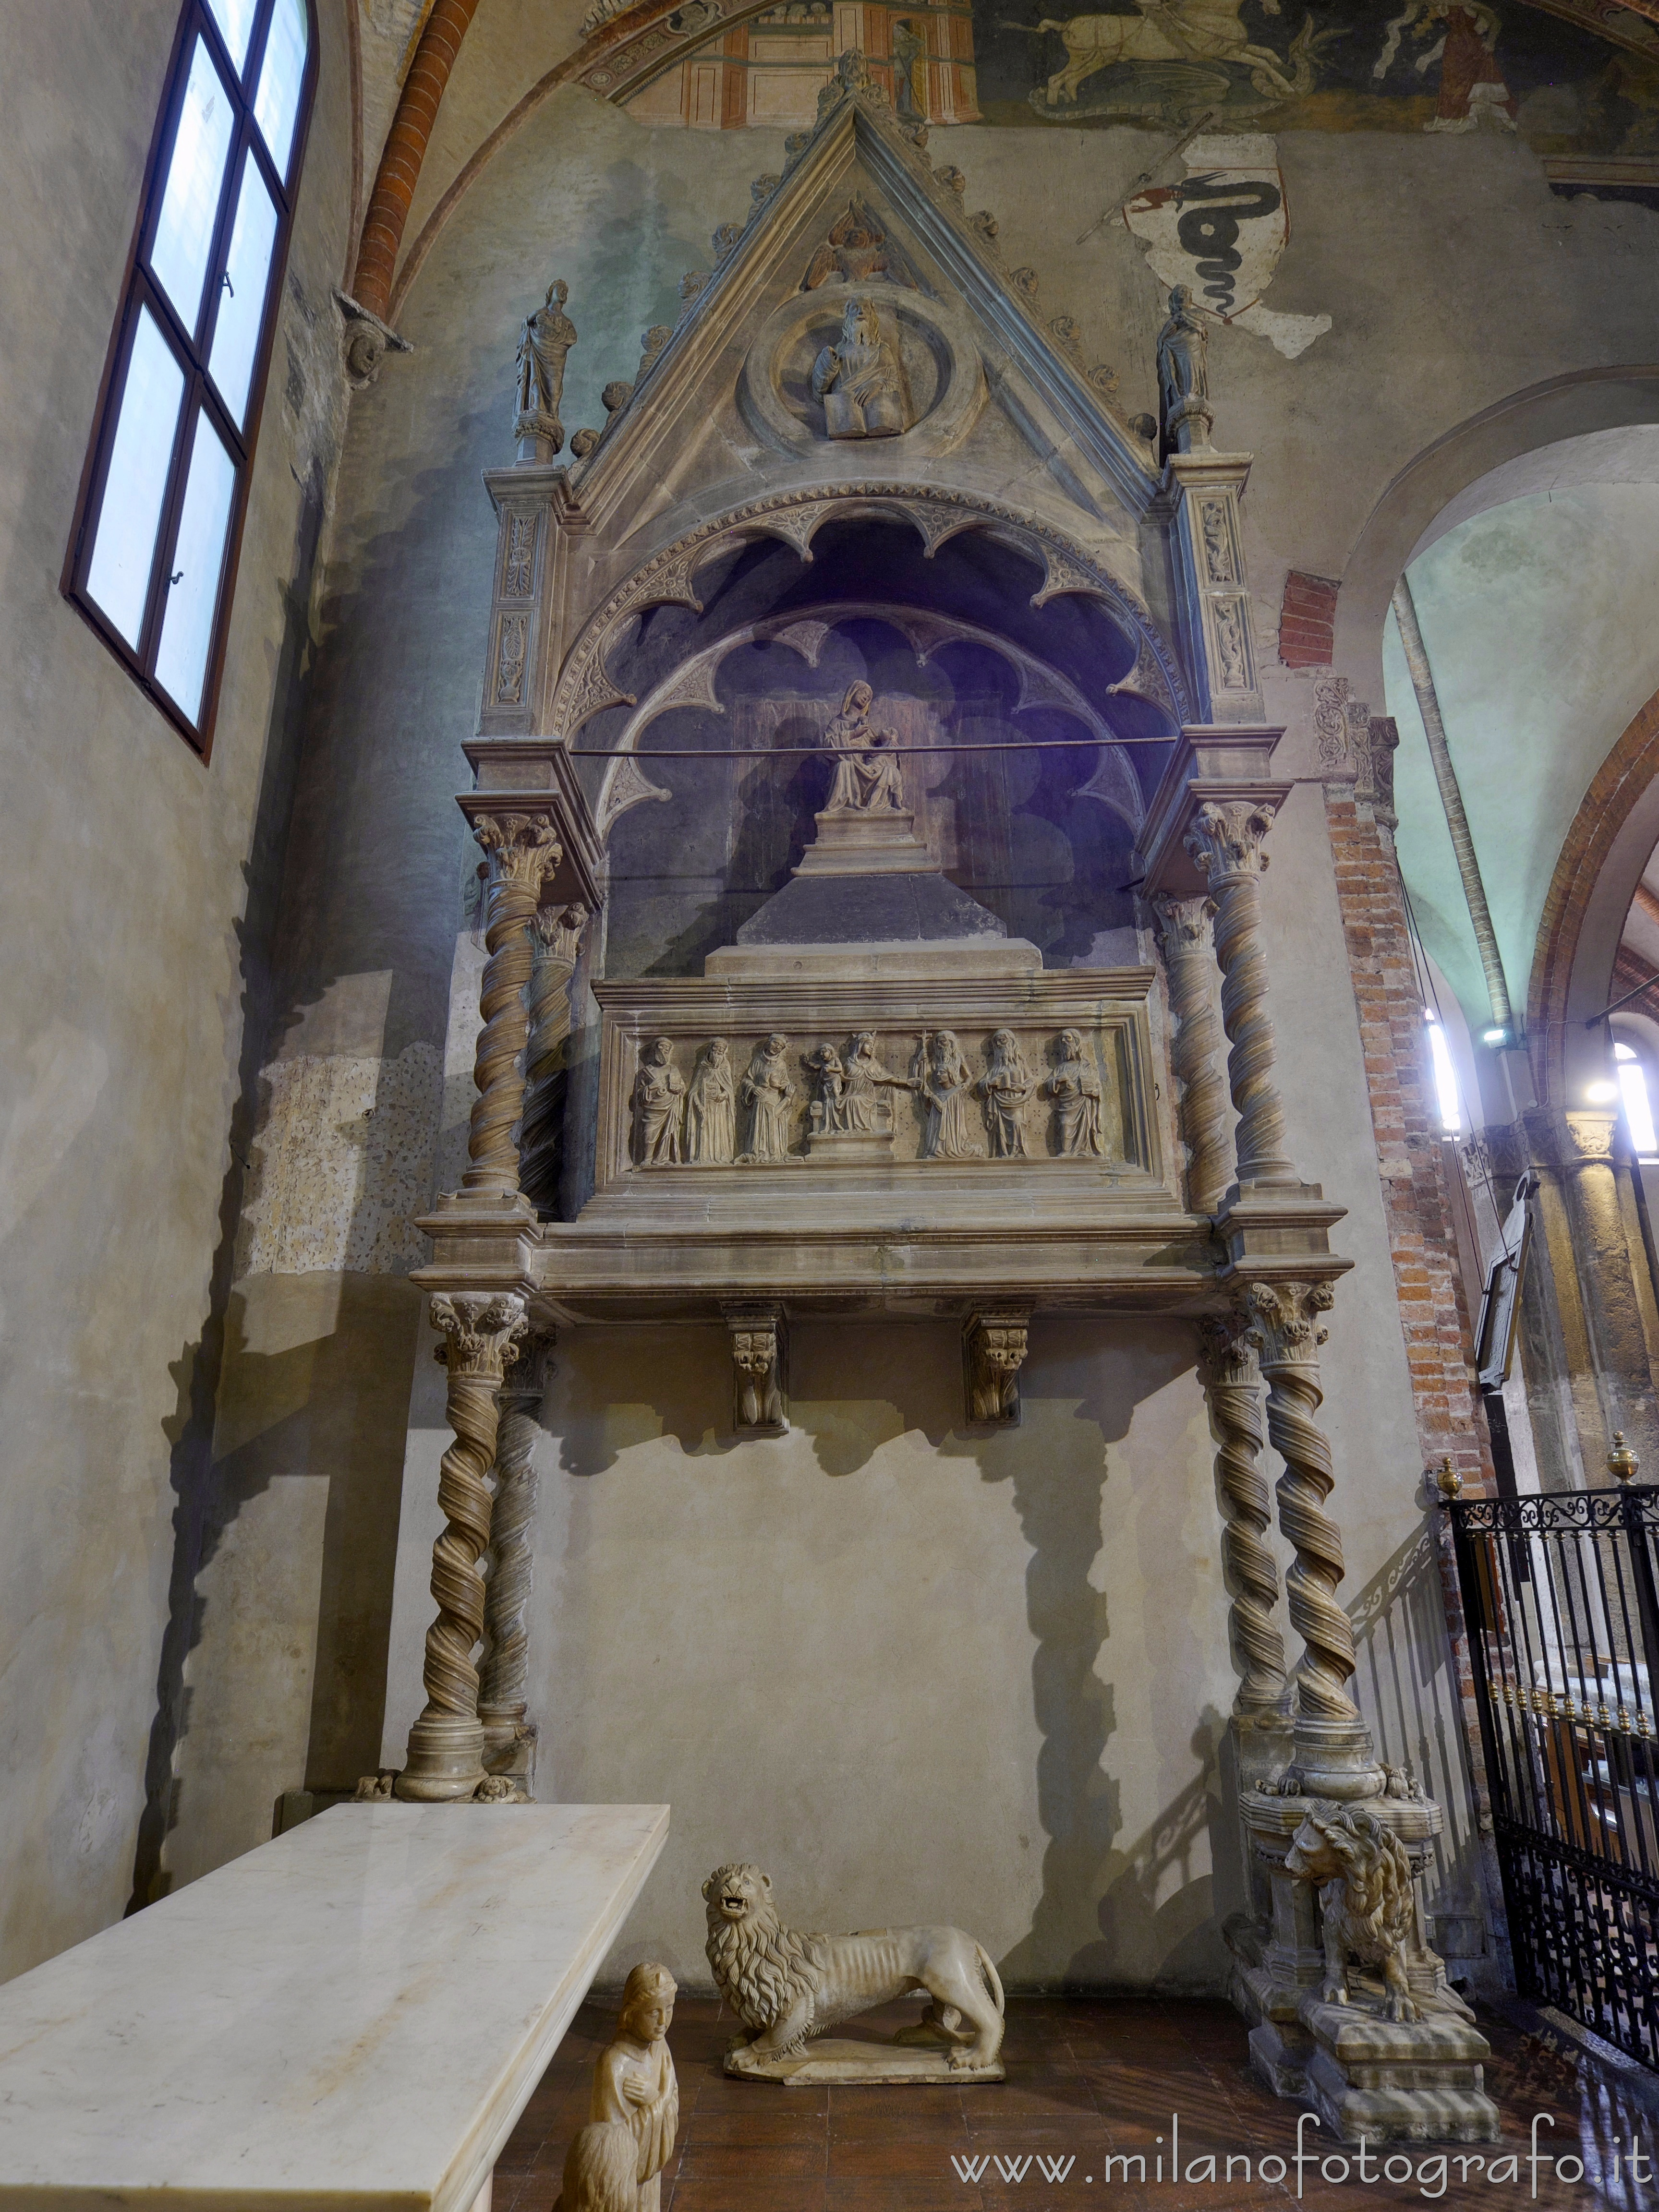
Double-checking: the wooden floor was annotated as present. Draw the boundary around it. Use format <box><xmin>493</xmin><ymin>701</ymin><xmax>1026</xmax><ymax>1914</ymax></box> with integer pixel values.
<box><xmin>495</xmin><ymin>1992</ymin><xmax>1648</xmax><ymax>2210</ymax></box>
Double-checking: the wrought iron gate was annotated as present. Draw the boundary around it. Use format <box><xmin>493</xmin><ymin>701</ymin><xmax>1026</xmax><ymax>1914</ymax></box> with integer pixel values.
<box><xmin>1450</xmin><ymin>1487</ymin><xmax>1659</xmax><ymax>2067</ymax></box>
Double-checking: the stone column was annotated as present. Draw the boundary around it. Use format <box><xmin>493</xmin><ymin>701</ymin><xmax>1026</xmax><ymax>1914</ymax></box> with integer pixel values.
<box><xmin>1184</xmin><ymin>800</ymin><xmax>1297</xmax><ymax>1190</ymax></box>
<box><xmin>1197</xmin><ymin>1311</ymin><xmax>1286</xmax><ymax>1721</ymax></box>
<box><xmin>519</xmin><ymin>903</ymin><xmax>587</xmax><ymax>1216</ymax></box>
<box><xmin>1559</xmin><ymin>1110</ymin><xmax>1659</xmax><ymax>1466</ymax></box>
<box><xmin>1152</xmin><ymin>893</ymin><xmax>1230</xmax><ymax>1214</ymax></box>
<box><xmin>397</xmin><ymin>1292</ymin><xmax>528</xmax><ymax>1802</ymax></box>
<box><xmin>461</xmin><ymin>809</ymin><xmax>563</xmax><ymax>1202</ymax></box>
<box><xmin>479</xmin><ymin>1330</ymin><xmax>553</xmax><ymax>1786</ymax></box>
<box><xmin>1240</xmin><ymin>1278</ymin><xmax>1376</xmax><ymax>1792</ymax></box>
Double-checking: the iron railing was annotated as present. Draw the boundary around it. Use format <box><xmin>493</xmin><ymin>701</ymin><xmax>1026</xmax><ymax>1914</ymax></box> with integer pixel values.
<box><xmin>1450</xmin><ymin>1486</ymin><xmax>1659</xmax><ymax>2068</ymax></box>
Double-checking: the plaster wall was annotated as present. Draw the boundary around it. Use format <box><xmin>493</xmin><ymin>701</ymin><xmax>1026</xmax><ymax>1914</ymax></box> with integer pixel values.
<box><xmin>1382</xmin><ymin>481</ymin><xmax>1659</xmax><ymax>1034</ymax></box>
<box><xmin>382</xmin><ymin>1315</ymin><xmax>1249</xmax><ymax>1990</ymax></box>
<box><xmin>0</xmin><ymin>0</ymin><xmax>355</xmax><ymax>1976</ymax></box>
<box><xmin>166</xmin><ymin>78</ymin><xmax>1598</xmax><ymax>1963</ymax></box>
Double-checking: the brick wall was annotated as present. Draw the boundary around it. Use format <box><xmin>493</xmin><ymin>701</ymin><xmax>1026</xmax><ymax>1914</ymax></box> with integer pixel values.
<box><xmin>1278</xmin><ymin>571</ymin><xmax>1341</xmax><ymax>668</ymax></box>
<box><xmin>1322</xmin><ymin>782</ymin><xmax>1498</xmax><ymax>1850</ymax></box>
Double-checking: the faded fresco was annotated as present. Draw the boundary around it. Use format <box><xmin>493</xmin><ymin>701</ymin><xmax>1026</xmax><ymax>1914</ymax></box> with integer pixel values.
<box><xmin>974</xmin><ymin>0</ymin><xmax>1659</xmax><ymax>145</ymax></box>
<box><xmin>624</xmin><ymin>0</ymin><xmax>1659</xmax><ymax>154</ymax></box>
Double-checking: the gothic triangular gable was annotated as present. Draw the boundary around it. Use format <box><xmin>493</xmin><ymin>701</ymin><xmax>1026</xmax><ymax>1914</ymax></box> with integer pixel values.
<box><xmin>563</xmin><ymin>58</ymin><xmax>1162</xmax><ymax>571</ymax></box>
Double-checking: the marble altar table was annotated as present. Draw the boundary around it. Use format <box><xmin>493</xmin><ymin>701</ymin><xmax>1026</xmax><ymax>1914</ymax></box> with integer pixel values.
<box><xmin>0</xmin><ymin>1801</ymin><xmax>669</xmax><ymax>2211</ymax></box>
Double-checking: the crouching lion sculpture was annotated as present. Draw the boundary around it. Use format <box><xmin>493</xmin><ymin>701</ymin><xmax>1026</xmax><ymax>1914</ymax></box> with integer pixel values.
<box><xmin>1284</xmin><ymin>1803</ymin><xmax>1439</xmax><ymax>2024</ymax></box>
<box><xmin>702</xmin><ymin>1862</ymin><xmax>1005</xmax><ymax>2079</ymax></box>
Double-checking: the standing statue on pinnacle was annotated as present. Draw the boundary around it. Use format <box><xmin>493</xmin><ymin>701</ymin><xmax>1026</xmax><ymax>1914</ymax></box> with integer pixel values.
<box><xmin>1156</xmin><ymin>285</ymin><xmax>1215</xmax><ymax>457</ymax></box>
<box><xmin>514</xmin><ymin>278</ymin><xmax>577</xmax><ymax>460</ymax></box>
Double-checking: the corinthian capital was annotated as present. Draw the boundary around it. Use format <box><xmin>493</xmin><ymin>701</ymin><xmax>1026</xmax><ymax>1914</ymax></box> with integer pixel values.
<box><xmin>1197</xmin><ymin>1308</ymin><xmax>1260</xmax><ymax>1389</ymax></box>
<box><xmin>534</xmin><ymin>901</ymin><xmax>590</xmax><ymax>966</ymax></box>
<box><xmin>430</xmin><ymin>1292</ymin><xmax>529</xmax><ymax>1379</ymax></box>
<box><xmin>1240</xmin><ymin>1278</ymin><xmax>1332</xmax><ymax>1368</ymax></box>
<box><xmin>1563</xmin><ymin>1110</ymin><xmax>1618</xmax><ymax>1166</ymax></box>
<box><xmin>1184</xmin><ymin>799</ymin><xmax>1277</xmax><ymax>884</ymax></box>
<box><xmin>1151</xmin><ymin>892</ymin><xmax>1215</xmax><ymax>958</ymax></box>
<box><xmin>472</xmin><ymin>809</ymin><xmax>564</xmax><ymax>893</ymax></box>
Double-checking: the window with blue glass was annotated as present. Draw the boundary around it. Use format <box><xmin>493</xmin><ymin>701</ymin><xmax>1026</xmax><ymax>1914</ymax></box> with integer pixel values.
<box><xmin>64</xmin><ymin>0</ymin><xmax>315</xmax><ymax>756</ymax></box>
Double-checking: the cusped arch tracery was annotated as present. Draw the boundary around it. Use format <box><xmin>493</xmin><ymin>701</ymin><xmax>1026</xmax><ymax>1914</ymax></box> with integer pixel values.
<box><xmin>547</xmin><ymin>482</ymin><xmax>1189</xmax><ymax>742</ymax></box>
<box><xmin>592</xmin><ymin>599</ymin><xmax>1161</xmax><ymax>842</ymax></box>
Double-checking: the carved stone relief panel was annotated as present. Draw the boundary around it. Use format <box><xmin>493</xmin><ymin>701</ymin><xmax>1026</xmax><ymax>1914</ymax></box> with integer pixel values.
<box><xmin>617</xmin><ymin>1022</ymin><xmax>1127</xmax><ymax>1169</ymax></box>
<box><xmin>591</xmin><ymin>973</ymin><xmax>1161</xmax><ymax>1191</ymax></box>
<box><xmin>502</xmin><ymin>511</ymin><xmax>539</xmax><ymax>599</ymax></box>
<box><xmin>738</xmin><ymin>280</ymin><xmax>985</xmax><ymax>458</ymax></box>
<box><xmin>495</xmin><ymin>613</ymin><xmax>529</xmax><ymax>707</ymax></box>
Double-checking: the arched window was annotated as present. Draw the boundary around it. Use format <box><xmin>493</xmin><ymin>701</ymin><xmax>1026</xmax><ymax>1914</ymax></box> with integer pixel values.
<box><xmin>1615</xmin><ymin>1041</ymin><xmax>1659</xmax><ymax>1161</ymax></box>
<box><xmin>62</xmin><ymin>0</ymin><xmax>316</xmax><ymax>758</ymax></box>
<box><xmin>1424</xmin><ymin>1010</ymin><xmax>1463</xmax><ymax>1136</ymax></box>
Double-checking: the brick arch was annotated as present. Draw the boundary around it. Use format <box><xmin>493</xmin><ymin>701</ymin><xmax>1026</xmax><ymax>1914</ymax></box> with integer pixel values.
<box><xmin>1528</xmin><ymin>684</ymin><xmax>1659</xmax><ymax>1110</ymax></box>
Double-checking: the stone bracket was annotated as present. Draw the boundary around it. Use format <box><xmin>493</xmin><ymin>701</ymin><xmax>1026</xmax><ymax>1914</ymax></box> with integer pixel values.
<box><xmin>964</xmin><ymin>1309</ymin><xmax>1029</xmax><ymax>1426</ymax></box>
<box><xmin>1135</xmin><ymin>725</ymin><xmax>1288</xmax><ymax>901</ymax></box>
<box><xmin>460</xmin><ymin>738</ymin><xmax>604</xmax><ymax>915</ymax></box>
<box><xmin>726</xmin><ymin>1303</ymin><xmax>788</xmax><ymax>1434</ymax></box>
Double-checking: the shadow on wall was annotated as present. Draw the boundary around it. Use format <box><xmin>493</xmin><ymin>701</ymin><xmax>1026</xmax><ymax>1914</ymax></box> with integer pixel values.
<box><xmin>992</xmin><ymin>1327</ymin><xmax>1237</xmax><ymax>1992</ymax></box>
<box><xmin>127</xmin><ymin>458</ymin><xmax>335</xmax><ymax>1911</ymax></box>
<box><xmin>546</xmin><ymin>1316</ymin><xmax>1234</xmax><ymax>1991</ymax></box>
<box><xmin>1349</xmin><ymin>1518</ymin><xmax>1492</xmax><ymax>1966</ymax></box>
<box><xmin>129</xmin><ymin>375</ymin><xmax>521</xmax><ymax>1895</ymax></box>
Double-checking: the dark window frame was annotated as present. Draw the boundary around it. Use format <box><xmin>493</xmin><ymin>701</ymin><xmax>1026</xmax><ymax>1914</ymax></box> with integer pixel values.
<box><xmin>61</xmin><ymin>0</ymin><xmax>318</xmax><ymax>763</ymax></box>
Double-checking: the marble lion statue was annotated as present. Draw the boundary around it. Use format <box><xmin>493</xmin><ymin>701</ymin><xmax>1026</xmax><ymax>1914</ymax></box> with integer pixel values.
<box><xmin>702</xmin><ymin>1862</ymin><xmax>1005</xmax><ymax>2072</ymax></box>
<box><xmin>1284</xmin><ymin>1803</ymin><xmax>1421</xmax><ymax>2023</ymax></box>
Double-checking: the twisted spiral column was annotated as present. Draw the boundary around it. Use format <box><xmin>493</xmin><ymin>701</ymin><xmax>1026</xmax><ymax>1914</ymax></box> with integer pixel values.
<box><xmin>1197</xmin><ymin>1311</ymin><xmax>1286</xmax><ymax>1715</ymax></box>
<box><xmin>480</xmin><ymin>1331</ymin><xmax>554</xmax><ymax>1765</ymax></box>
<box><xmin>1152</xmin><ymin>894</ymin><xmax>1230</xmax><ymax>1214</ymax></box>
<box><xmin>1183</xmin><ymin>801</ymin><xmax>1296</xmax><ymax>1188</ymax></box>
<box><xmin>518</xmin><ymin>905</ymin><xmax>587</xmax><ymax>1216</ymax></box>
<box><xmin>1242</xmin><ymin>1279</ymin><xmax>1362</xmax><ymax>1745</ymax></box>
<box><xmin>398</xmin><ymin>1292</ymin><xmax>527</xmax><ymax>1801</ymax></box>
<box><xmin>461</xmin><ymin>811</ymin><xmax>564</xmax><ymax>1198</ymax></box>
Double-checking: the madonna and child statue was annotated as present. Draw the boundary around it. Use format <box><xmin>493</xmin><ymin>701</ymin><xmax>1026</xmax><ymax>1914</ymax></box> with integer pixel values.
<box><xmin>823</xmin><ymin>680</ymin><xmax>905</xmax><ymax>814</ymax></box>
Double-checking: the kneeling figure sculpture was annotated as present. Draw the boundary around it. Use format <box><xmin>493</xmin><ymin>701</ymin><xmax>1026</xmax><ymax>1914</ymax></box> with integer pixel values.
<box><xmin>703</xmin><ymin>1862</ymin><xmax>1005</xmax><ymax>2082</ymax></box>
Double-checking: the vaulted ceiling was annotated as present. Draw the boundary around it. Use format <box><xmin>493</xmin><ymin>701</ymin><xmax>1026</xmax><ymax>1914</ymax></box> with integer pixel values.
<box><xmin>1383</xmin><ymin>427</ymin><xmax>1659</xmax><ymax>1036</ymax></box>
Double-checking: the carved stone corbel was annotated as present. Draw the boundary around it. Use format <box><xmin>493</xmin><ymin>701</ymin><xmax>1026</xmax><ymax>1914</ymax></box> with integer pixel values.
<box><xmin>726</xmin><ymin>1305</ymin><xmax>788</xmax><ymax>1434</ymax></box>
<box><xmin>965</xmin><ymin>1310</ymin><xmax>1029</xmax><ymax>1426</ymax></box>
<box><xmin>334</xmin><ymin>288</ymin><xmax>412</xmax><ymax>389</ymax></box>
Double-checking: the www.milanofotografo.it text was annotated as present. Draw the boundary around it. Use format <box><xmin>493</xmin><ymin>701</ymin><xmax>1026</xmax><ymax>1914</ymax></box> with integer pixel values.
<box><xmin>947</xmin><ymin>2115</ymin><xmax>1644</xmax><ymax>2196</ymax></box>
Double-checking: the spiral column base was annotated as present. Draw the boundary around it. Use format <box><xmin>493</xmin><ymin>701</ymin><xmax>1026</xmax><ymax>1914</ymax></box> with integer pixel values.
<box><xmin>396</xmin><ymin>1292</ymin><xmax>528</xmax><ymax>1802</ymax></box>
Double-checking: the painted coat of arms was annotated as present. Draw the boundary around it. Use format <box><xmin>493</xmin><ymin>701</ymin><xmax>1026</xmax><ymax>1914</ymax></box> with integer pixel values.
<box><xmin>1122</xmin><ymin>134</ymin><xmax>1286</xmax><ymax>319</ymax></box>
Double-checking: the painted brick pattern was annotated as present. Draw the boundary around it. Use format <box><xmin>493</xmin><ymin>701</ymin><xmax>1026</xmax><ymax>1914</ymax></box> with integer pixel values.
<box><xmin>352</xmin><ymin>0</ymin><xmax>484</xmax><ymax>320</ymax></box>
<box><xmin>1322</xmin><ymin>785</ymin><xmax>1497</xmax><ymax>1827</ymax></box>
<box><xmin>1278</xmin><ymin>570</ymin><xmax>1341</xmax><ymax>668</ymax></box>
